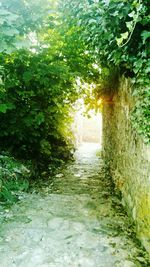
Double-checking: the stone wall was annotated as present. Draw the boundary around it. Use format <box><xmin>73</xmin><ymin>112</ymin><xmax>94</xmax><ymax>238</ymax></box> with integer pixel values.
<box><xmin>102</xmin><ymin>77</ymin><xmax>150</xmax><ymax>254</ymax></box>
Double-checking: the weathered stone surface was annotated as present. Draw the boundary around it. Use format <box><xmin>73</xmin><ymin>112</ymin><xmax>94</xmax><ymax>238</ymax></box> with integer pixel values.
<box><xmin>0</xmin><ymin>143</ymin><xmax>149</xmax><ymax>266</ymax></box>
<box><xmin>103</xmin><ymin>76</ymin><xmax>150</xmax><ymax>255</ymax></box>
<box><xmin>116</xmin><ymin>260</ymin><xmax>137</xmax><ymax>267</ymax></box>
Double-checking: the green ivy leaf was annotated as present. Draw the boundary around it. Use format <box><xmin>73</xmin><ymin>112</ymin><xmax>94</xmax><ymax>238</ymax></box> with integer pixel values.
<box><xmin>126</xmin><ymin>21</ymin><xmax>133</xmax><ymax>31</ymax></box>
<box><xmin>121</xmin><ymin>31</ymin><xmax>129</xmax><ymax>40</ymax></box>
<box><xmin>141</xmin><ymin>31</ymin><xmax>150</xmax><ymax>44</ymax></box>
<box><xmin>23</xmin><ymin>71</ymin><xmax>33</xmax><ymax>83</ymax></box>
<box><xmin>0</xmin><ymin>103</ymin><xmax>15</xmax><ymax>113</ymax></box>
<box><xmin>0</xmin><ymin>104</ymin><xmax>8</xmax><ymax>113</ymax></box>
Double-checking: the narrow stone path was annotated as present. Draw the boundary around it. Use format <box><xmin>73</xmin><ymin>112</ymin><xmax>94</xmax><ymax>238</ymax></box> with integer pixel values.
<box><xmin>0</xmin><ymin>143</ymin><xmax>149</xmax><ymax>267</ymax></box>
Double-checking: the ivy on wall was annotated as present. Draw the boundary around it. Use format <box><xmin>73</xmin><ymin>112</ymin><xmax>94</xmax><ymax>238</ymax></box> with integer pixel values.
<box><xmin>60</xmin><ymin>0</ymin><xmax>150</xmax><ymax>142</ymax></box>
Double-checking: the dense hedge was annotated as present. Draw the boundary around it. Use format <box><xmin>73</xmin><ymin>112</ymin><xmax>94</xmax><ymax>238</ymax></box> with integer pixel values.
<box><xmin>0</xmin><ymin>3</ymin><xmax>97</xmax><ymax>167</ymax></box>
<box><xmin>0</xmin><ymin>49</ymin><xmax>76</xmax><ymax>164</ymax></box>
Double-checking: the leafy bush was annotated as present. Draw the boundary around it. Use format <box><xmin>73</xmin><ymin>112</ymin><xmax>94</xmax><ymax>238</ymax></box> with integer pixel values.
<box><xmin>0</xmin><ymin>6</ymin><xmax>98</xmax><ymax>167</ymax></box>
<box><xmin>0</xmin><ymin>49</ymin><xmax>76</xmax><ymax>165</ymax></box>
<box><xmin>0</xmin><ymin>153</ymin><xmax>30</xmax><ymax>203</ymax></box>
<box><xmin>0</xmin><ymin>0</ymin><xmax>52</xmax><ymax>53</ymax></box>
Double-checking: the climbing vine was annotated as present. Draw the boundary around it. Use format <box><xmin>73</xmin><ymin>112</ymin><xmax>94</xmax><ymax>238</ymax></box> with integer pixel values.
<box><xmin>60</xmin><ymin>0</ymin><xmax>150</xmax><ymax>142</ymax></box>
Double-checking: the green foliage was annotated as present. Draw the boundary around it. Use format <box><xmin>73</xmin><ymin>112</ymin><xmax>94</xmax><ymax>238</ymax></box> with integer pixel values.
<box><xmin>0</xmin><ymin>48</ymin><xmax>76</xmax><ymax>164</ymax></box>
<box><xmin>0</xmin><ymin>0</ymin><xmax>100</xmax><ymax>204</ymax></box>
<box><xmin>0</xmin><ymin>3</ymin><xmax>99</xmax><ymax>167</ymax></box>
<box><xmin>0</xmin><ymin>153</ymin><xmax>30</xmax><ymax>203</ymax></box>
<box><xmin>61</xmin><ymin>0</ymin><xmax>150</xmax><ymax>142</ymax></box>
<box><xmin>0</xmin><ymin>0</ymin><xmax>52</xmax><ymax>53</ymax></box>
<box><xmin>94</xmin><ymin>67</ymin><xmax>119</xmax><ymax>99</ymax></box>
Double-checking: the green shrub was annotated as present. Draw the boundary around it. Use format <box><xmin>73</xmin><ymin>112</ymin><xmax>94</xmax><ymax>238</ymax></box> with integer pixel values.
<box><xmin>0</xmin><ymin>49</ymin><xmax>75</xmax><ymax>165</ymax></box>
<box><xmin>0</xmin><ymin>154</ymin><xmax>30</xmax><ymax>203</ymax></box>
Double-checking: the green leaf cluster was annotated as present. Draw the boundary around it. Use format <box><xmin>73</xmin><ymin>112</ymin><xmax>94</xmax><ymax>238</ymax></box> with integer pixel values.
<box><xmin>0</xmin><ymin>153</ymin><xmax>30</xmax><ymax>203</ymax></box>
<box><xmin>61</xmin><ymin>0</ymin><xmax>150</xmax><ymax>141</ymax></box>
<box><xmin>0</xmin><ymin>0</ymin><xmax>52</xmax><ymax>53</ymax></box>
<box><xmin>0</xmin><ymin>0</ymin><xmax>99</xmax><ymax>176</ymax></box>
<box><xmin>0</xmin><ymin>48</ymin><xmax>75</xmax><ymax>164</ymax></box>
<box><xmin>0</xmin><ymin>0</ymin><xmax>102</xmax><ymax>204</ymax></box>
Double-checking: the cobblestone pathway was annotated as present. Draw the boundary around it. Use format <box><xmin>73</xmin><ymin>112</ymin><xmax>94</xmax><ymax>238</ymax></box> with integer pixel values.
<box><xmin>0</xmin><ymin>143</ymin><xmax>149</xmax><ymax>267</ymax></box>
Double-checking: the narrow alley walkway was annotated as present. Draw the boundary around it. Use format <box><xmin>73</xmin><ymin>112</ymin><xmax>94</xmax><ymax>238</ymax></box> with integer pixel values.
<box><xmin>0</xmin><ymin>143</ymin><xmax>149</xmax><ymax>267</ymax></box>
